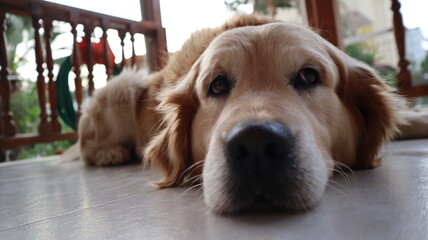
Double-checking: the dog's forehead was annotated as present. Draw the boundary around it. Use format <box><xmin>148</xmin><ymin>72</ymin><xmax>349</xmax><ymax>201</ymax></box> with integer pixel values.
<box><xmin>210</xmin><ymin>22</ymin><xmax>324</xmax><ymax>49</ymax></box>
<box><xmin>197</xmin><ymin>22</ymin><xmax>334</xmax><ymax>76</ymax></box>
<box><xmin>201</xmin><ymin>22</ymin><xmax>330</xmax><ymax>66</ymax></box>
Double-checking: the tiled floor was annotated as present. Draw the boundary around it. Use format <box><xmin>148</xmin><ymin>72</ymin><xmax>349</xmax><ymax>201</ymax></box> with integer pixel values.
<box><xmin>1</xmin><ymin>139</ymin><xmax>428</xmax><ymax>240</ymax></box>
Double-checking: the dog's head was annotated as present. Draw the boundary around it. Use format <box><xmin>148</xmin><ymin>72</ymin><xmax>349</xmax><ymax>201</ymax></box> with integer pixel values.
<box><xmin>145</xmin><ymin>20</ymin><xmax>403</xmax><ymax>213</ymax></box>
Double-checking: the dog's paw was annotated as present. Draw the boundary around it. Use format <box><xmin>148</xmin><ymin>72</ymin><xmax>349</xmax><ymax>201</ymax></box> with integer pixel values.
<box><xmin>93</xmin><ymin>146</ymin><xmax>131</xmax><ymax>166</ymax></box>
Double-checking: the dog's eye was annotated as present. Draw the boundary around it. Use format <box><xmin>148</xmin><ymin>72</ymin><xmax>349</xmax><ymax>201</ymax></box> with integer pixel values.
<box><xmin>292</xmin><ymin>67</ymin><xmax>320</xmax><ymax>91</ymax></box>
<box><xmin>208</xmin><ymin>75</ymin><xmax>231</xmax><ymax>97</ymax></box>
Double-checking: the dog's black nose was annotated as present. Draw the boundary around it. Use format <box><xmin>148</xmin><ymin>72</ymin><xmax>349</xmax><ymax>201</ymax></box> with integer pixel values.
<box><xmin>225</xmin><ymin>120</ymin><xmax>295</xmax><ymax>179</ymax></box>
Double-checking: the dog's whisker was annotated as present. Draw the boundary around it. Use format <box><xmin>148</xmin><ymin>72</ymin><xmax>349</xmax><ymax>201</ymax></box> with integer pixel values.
<box><xmin>178</xmin><ymin>161</ymin><xmax>205</xmax><ymax>185</ymax></box>
<box><xmin>326</xmin><ymin>180</ymin><xmax>347</xmax><ymax>196</ymax></box>
<box><xmin>181</xmin><ymin>160</ymin><xmax>204</xmax><ymax>176</ymax></box>
<box><xmin>186</xmin><ymin>166</ymin><xmax>204</xmax><ymax>181</ymax></box>
<box><xmin>181</xmin><ymin>174</ymin><xmax>203</xmax><ymax>187</ymax></box>
<box><xmin>182</xmin><ymin>173</ymin><xmax>202</xmax><ymax>182</ymax></box>
<box><xmin>332</xmin><ymin>161</ymin><xmax>357</xmax><ymax>182</ymax></box>
<box><xmin>328</xmin><ymin>179</ymin><xmax>346</xmax><ymax>191</ymax></box>
<box><xmin>328</xmin><ymin>166</ymin><xmax>352</xmax><ymax>185</ymax></box>
<box><xmin>180</xmin><ymin>182</ymin><xmax>203</xmax><ymax>196</ymax></box>
<box><xmin>176</xmin><ymin>184</ymin><xmax>207</xmax><ymax>212</ymax></box>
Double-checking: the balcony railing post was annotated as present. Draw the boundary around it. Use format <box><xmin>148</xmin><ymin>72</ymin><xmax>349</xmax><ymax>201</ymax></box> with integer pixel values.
<box><xmin>0</xmin><ymin>11</ymin><xmax>17</xmax><ymax>137</ymax></box>
<box><xmin>101</xmin><ymin>19</ymin><xmax>112</xmax><ymax>79</ymax></box>
<box><xmin>43</xmin><ymin>18</ymin><xmax>61</xmax><ymax>133</ymax></box>
<box><xmin>129</xmin><ymin>25</ymin><xmax>136</xmax><ymax>66</ymax></box>
<box><xmin>31</xmin><ymin>6</ymin><xmax>50</xmax><ymax>135</ymax></box>
<box><xmin>84</xmin><ymin>24</ymin><xmax>95</xmax><ymax>95</ymax></box>
<box><xmin>70</xmin><ymin>13</ymin><xmax>83</xmax><ymax>124</ymax></box>
<box><xmin>391</xmin><ymin>0</ymin><xmax>412</xmax><ymax>89</ymax></box>
<box><xmin>140</xmin><ymin>0</ymin><xmax>167</xmax><ymax>71</ymax></box>
<box><xmin>118</xmin><ymin>29</ymin><xmax>126</xmax><ymax>69</ymax></box>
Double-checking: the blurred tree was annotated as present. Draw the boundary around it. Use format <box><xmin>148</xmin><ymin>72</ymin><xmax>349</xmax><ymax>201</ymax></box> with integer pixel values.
<box><xmin>5</xmin><ymin>14</ymin><xmax>74</xmax><ymax>160</ymax></box>
<box><xmin>5</xmin><ymin>14</ymin><xmax>33</xmax><ymax>72</ymax></box>
<box><xmin>345</xmin><ymin>42</ymin><xmax>376</xmax><ymax>66</ymax></box>
<box><xmin>225</xmin><ymin>0</ymin><xmax>295</xmax><ymax>18</ymax></box>
<box><xmin>420</xmin><ymin>53</ymin><xmax>428</xmax><ymax>74</ymax></box>
<box><xmin>412</xmin><ymin>53</ymin><xmax>428</xmax><ymax>86</ymax></box>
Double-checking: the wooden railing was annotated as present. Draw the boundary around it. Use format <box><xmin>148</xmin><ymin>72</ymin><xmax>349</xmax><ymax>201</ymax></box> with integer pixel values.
<box><xmin>390</xmin><ymin>0</ymin><xmax>428</xmax><ymax>97</ymax></box>
<box><xmin>0</xmin><ymin>0</ymin><xmax>166</xmax><ymax>161</ymax></box>
<box><xmin>1</xmin><ymin>0</ymin><xmax>425</xmax><ymax>161</ymax></box>
<box><xmin>305</xmin><ymin>0</ymin><xmax>428</xmax><ymax>98</ymax></box>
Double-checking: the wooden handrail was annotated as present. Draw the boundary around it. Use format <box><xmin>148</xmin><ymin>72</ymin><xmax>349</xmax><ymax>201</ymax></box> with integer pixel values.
<box><xmin>1</xmin><ymin>0</ymin><xmax>159</xmax><ymax>33</ymax></box>
<box><xmin>0</xmin><ymin>0</ymin><xmax>166</xmax><ymax>161</ymax></box>
<box><xmin>306</xmin><ymin>0</ymin><xmax>427</xmax><ymax>98</ymax></box>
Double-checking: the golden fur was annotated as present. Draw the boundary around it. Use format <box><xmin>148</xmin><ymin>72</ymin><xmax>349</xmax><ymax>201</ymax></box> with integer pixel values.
<box><xmin>78</xmin><ymin>15</ymin><xmax>404</xmax><ymax>213</ymax></box>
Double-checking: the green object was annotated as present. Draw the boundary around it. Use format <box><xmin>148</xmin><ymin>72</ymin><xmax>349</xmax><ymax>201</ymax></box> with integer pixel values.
<box><xmin>56</xmin><ymin>56</ymin><xmax>122</xmax><ymax>130</ymax></box>
<box><xmin>113</xmin><ymin>64</ymin><xmax>121</xmax><ymax>76</ymax></box>
<box><xmin>56</xmin><ymin>56</ymin><xmax>76</xmax><ymax>130</ymax></box>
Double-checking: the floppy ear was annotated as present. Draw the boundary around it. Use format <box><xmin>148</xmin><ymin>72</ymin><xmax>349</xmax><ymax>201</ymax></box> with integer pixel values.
<box><xmin>144</xmin><ymin>67</ymin><xmax>200</xmax><ymax>188</ymax></box>
<box><xmin>332</xmin><ymin>49</ymin><xmax>405</xmax><ymax>168</ymax></box>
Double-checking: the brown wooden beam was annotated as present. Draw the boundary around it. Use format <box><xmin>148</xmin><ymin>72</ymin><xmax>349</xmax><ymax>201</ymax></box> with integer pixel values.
<box><xmin>140</xmin><ymin>0</ymin><xmax>167</xmax><ymax>70</ymax></box>
<box><xmin>391</xmin><ymin>0</ymin><xmax>412</xmax><ymax>89</ymax></box>
<box><xmin>305</xmin><ymin>0</ymin><xmax>344</xmax><ymax>50</ymax></box>
<box><xmin>398</xmin><ymin>85</ymin><xmax>428</xmax><ymax>98</ymax></box>
<box><xmin>1</xmin><ymin>132</ymin><xmax>77</xmax><ymax>149</ymax></box>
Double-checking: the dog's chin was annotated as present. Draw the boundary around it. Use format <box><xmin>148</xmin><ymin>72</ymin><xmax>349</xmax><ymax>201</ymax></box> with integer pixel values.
<box><xmin>205</xmin><ymin>186</ymin><xmax>326</xmax><ymax>215</ymax></box>
<box><xmin>203</xmin><ymin>166</ymin><xmax>328</xmax><ymax>215</ymax></box>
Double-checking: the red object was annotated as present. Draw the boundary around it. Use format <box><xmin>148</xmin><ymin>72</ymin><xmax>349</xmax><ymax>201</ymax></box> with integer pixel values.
<box><xmin>78</xmin><ymin>37</ymin><xmax>115</xmax><ymax>65</ymax></box>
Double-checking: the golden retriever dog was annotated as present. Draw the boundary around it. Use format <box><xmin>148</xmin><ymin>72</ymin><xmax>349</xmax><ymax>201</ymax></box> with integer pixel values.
<box><xmin>78</xmin><ymin>15</ymin><xmax>404</xmax><ymax>214</ymax></box>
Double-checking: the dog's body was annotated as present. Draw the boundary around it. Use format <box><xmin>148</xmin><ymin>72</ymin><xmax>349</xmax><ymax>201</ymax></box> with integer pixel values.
<box><xmin>78</xmin><ymin>15</ymin><xmax>406</xmax><ymax>213</ymax></box>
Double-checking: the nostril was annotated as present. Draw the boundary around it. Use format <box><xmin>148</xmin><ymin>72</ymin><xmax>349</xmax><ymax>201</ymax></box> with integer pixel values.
<box><xmin>236</xmin><ymin>144</ymin><xmax>249</xmax><ymax>160</ymax></box>
<box><xmin>264</xmin><ymin>142</ymin><xmax>282</xmax><ymax>159</ymax></box>
<box><xmin>229</xmin><ymin>143</ymin><xmax>249</xmax><ymax>161</ymax></box>
<box><xmin>225</xmin><ymin>120</ymin><xmax>295</xmax><ymax>178</ymax></box>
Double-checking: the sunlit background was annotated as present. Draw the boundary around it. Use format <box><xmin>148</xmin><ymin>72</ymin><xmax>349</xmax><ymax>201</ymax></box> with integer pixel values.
<box><xmin>43</xmin><ymin>0</ymin><xmax>427</xmax><ymax>51</ymax></box>
<box><xmin>4</xmin><ymin>0</ymin><xmax>428</xmax><ymax>159</ymax></box>
<box><xmin>12</xmin><ymin>0</ymin><xmax>428</xmax><ymax>90</ymax></box>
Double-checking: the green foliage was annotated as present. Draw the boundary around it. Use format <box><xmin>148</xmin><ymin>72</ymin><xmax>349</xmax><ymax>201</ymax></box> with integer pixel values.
<box><xmin>10</xmin><ymin>81</ymin><xmax>40</xmax><ymax>133</ymax></box>
<box><xmin>345</xmin><ymin>42</ymin><xmax>376</xmax><ymax>66</ymax></box>
<box><xmin>5</xmin><ymin>14</ymin><xmax>33</xmax><ymax>72</ymax></box>
<box><xmin>225</xmin><ymin>0</ymin><xmax>294</xmax><ymax>14</ymax></box>
<box><xmin>9</xmin><ymin>80</ymin><xmax>75</xmax><ymax>160</ymax></box>
<box><xmin>420</xmin><ymin>54</ymin><xmax>428</xmax><ymax>74</ymax></box>
<box><xmin>412</xmin><ymin>54</ymin><xmax>428</xmax><ymax>91</ymax></box>
<box><xmin>15</xmin><ymin>140</ymin><xmax>75</xmax><ymax>160</ymax></box>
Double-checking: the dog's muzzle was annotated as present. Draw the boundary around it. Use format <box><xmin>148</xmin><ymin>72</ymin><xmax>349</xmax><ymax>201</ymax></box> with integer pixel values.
<box><xmin>224</xmin><ymin>120</ymin><xmax>300</xmax><ymax>209</ymax></box>
<box><xmin>225</xmin><ymin>120</ymin><xmax>296</xmax><ymax>177</ymax></box>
